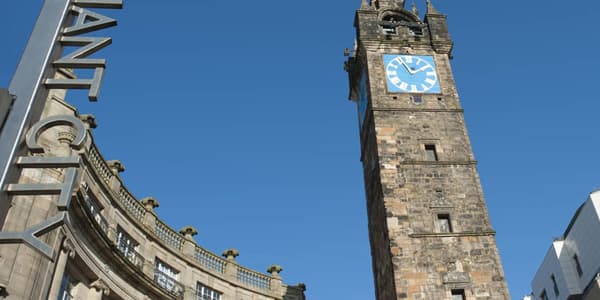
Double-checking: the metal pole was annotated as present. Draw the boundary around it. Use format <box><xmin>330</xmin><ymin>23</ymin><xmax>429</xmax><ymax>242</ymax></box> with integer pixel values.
<box><xmin>0</xmin><ymin>0</ymin><xmax>72</xmax><ymax>224</ymax></box>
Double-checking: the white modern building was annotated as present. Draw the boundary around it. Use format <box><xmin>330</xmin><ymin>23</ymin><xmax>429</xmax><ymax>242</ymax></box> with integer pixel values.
<box><xmin>527</xmin><ymin>190</ymin><xmax>600</xmax><ymax>300</ymax></box>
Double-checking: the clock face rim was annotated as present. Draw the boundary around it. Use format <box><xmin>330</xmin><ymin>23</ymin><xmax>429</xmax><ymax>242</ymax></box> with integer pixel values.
<box><xmin>384</xmin><ymin>54</ymin><xmax>442</xmax><ymax>94</ymax></box>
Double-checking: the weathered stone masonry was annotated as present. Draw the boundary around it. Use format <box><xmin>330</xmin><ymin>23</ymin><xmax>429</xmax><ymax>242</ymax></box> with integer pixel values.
<box><xmin>346</xmin><ymin>1</ymin><xmax>511</xmax><ymax>299</ymax></box>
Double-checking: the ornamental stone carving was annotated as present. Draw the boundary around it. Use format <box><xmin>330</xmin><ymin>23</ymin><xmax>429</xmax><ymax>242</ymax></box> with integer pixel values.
<box><xmin>179</xmin><ymin>226</ymin><xmax>198</xmax><ymax>241</ymax></box>
<box><xmin>62</xmin><ymin>239</ymin><xmax>76</xmax><ymax>259</ymax></box>
<box><xmin>267</xmin><ymin>265</ymin><xmax>283</xmax><ymax>278</ymax></box>
<box><xmin>222</xmin><ymin>249</ymin><xmax>239</xmax><ymax>261</ymax></box>
<box><xmin>79</xmin><ymin>114</ymin><xmax>97</xmax><ymax>129</ymax></box>
<box><xmin>106</xmin><ymin>160</ymin><xmax>125</xmax><ymax>175</ymax></box>
<box><xmin>141</xmin><ymin>197</ymin><xmax>160</xmax><ymax>212</ymax></box>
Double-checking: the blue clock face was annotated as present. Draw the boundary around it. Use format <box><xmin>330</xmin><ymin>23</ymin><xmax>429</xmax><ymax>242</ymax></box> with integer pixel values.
<box><xmin>384</xmin><ymin>54</ymin><xmax>441</xmax><ymax>94</ymax></box>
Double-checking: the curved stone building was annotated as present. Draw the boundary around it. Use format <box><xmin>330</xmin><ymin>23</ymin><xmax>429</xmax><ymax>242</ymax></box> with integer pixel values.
<box><xmin>0</xmin><ymin>69</ymin><xmax>306</xmax><ymax>300</ymax></box>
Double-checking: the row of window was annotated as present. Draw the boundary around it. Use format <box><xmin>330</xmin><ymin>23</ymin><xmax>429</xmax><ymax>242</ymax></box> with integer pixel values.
<box><xmin>539</xmin><ymin>254</ymin><xmax>584</xmax><ymax>300</ymax></box>
<box><xmin>85</xmin><ymin>193</ymin><xmax>223</xmax><ymax>300</ymax></box>
<box><xmin>154</xmin><ymin>258</ymin><xmax>222</xmax><ymax>299</ymax></box>
<box><xmin>57</xmin><ymin>271</ymin><xmax>221</xmax><ymax>300</ymax></box>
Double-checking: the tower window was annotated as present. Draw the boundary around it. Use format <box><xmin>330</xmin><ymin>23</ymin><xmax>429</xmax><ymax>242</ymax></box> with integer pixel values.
<box><xmin>412</xmin><ymin>95</ymin><xmax>423</xmax><ymax>104</ymax></box>
<box><xmin>451</xmin><ymin>289</ymin><xmax>465</xmax><ymax>300</ymax></box>
<box><xmin>424</xmin><ymin>144</ymin><xmax>438</xmax><ymax>161</ymax></box>
<box><xmin>573</xmin><ymin>254</ymin><xmax>583</xmax><ymax>277</ymax></box>
<box><xmin>437</xmin><ymin>214</ymin><xmax>452</xmax><ymax>233</ymax></box>
<box><xmin>409</xmin><ymin>25</ymin><xmax>424</xmax><ymax>36</ymax></box>
<box><xmin>382</xmin><ymin>25</ymin><xmax>396</xmax><ymax>35</ymax></box>
<box><xmin>381</xmin><ymin>15</ymin><xmax>400</xmax><ymax>35</ymax></box>
<box><xmin>551</xmin><ymin>274</ymin><xmax>559</xmax><ymax>296</ymax></box>
<box><xmin>540</xmin><ymin>289</ymin><xmax>548</xmax><ymax>300</ymax></box>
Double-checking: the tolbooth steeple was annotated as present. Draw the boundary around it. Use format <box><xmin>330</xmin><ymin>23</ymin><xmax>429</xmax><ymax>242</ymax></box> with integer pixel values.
<box><xmin>345</xmin><ymin>1</ymin><xmax>511</xmax><ymax>299</ymax></box>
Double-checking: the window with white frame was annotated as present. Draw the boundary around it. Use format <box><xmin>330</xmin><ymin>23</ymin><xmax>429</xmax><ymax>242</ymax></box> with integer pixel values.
<box><xmin>116</xmin><ymin>227</ymin><xmax>139</xmax><ymax>264</ymax></box>
<box><xmin>196</xmin><ymin>282</ymin><xmax>221</xmax><ymax>300</ymax></box>
<box><xmin>154</xmin><ymin>259</ymin><xmax>179</xmax><ymax>292</ymax></box>
<box><xmin>83</xmin><ymin>189</ymin><xmax>108</xmax><ymax>232</ymax></box>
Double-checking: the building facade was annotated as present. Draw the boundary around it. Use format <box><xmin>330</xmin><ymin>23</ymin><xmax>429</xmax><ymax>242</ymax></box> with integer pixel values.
<box><xmin>0</xmin><ymin>69</ymin><xmax>306</xmax><ymax>300</ymax></box>
<box><xmin>528</xmin><ymin>190</ymin><xmax>600</xmax><ymax>300</ymax></box>
<box><xmin>0</xmin><ymin>1</ymin><xmax>306</xmax><ymax>299</ymax></box>
<box><xmin>344</xmin><ymin>0</ymin><xmax>510</xmax><ymax>299</ymax></box>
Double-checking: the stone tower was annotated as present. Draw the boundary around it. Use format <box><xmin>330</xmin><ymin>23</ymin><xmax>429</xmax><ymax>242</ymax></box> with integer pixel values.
<box><xmin>344</xmin><ymin>1</ymin><xmax>511</xmax><ymax>299</ymax></box>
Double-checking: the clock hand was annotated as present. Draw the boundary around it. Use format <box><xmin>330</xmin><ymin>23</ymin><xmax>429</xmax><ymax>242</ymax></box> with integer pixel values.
<box><xmin>398</xmin><ymin>57</ymin><xmax>416</xmax><ymax>75</ymax></box>
<box><xmin>412</xmin><ymin>64</ymin><xmax>432</xmax><ymax>73</ymax></box>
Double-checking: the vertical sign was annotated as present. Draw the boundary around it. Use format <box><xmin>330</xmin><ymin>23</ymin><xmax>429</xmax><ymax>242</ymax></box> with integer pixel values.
<box><xmin>0</xmin><ymin>0</ymin><xmax>122</xmax><ymax>257</ymax></box>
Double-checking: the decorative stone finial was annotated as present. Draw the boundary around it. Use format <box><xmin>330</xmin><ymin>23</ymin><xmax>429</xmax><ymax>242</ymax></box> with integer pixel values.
<box><xmin>360</xmin><ymin>0</ymin><xmax>369</xmax><ymax>9</ymax></box>
<box><xmin>141</xmin><ymin>197</ymin><xmax>160</xmax><ymax>212</ymax></box>
<box><xmin>296</xmin><ymin>283</ymin><xmax>306</xmax><ymax>292</ymax></box>
<box><xmin>106</xmin><ymin>160</ymin><xmax>125</xmax><ymax>175</ymax></box>
<box><xmin>79</xmin><ymin>114</ymin><xmax>98</xmax><ymax>129</ymax></box>
<box><xmin>267</xmin><ymin>265</ymin><xmax>283</xmax><ymax>278</ymax></box>
<box><xmin>222</xmin><ymin>248</ymin><xmax>239</xmax><ymax>261</ymax></box>
<box><xmin>426</xmin><ymin>0</ymin><xmax>440</xmax><ymax>14</ymax></box>
<box><xmin>411</xmin><ymin>1</ymin><xmax>419</xmax><ymax>16</ymax></box>
<box><xmin>179</xmin><ymin>226</ymin><xmax>198</xmax><ymax>240</ymax></box>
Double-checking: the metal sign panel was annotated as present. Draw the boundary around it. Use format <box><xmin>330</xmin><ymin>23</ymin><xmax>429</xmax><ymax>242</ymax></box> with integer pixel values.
<box><xmin>0</xmin><ymin>0</ymin><xmax>122</xmax><ymax>258</ymax></box>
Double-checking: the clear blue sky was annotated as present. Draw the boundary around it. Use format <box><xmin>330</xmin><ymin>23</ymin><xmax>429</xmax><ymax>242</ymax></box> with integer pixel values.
<box><xmin>2</xmin><ymin>1</ymin><xmax>600</xmax><ymax>299</ymax></box>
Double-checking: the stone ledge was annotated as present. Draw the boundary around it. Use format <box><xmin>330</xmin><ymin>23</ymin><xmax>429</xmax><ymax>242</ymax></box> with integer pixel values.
<box><xmin>398</xmin><ymin>160</ymin><xmax>477</xmax><ymax>166</ymax></box>
<box><xmin>372</xmin><ymin>108</ymin><xmax>464</xmax><ymax>113</ymax></box>
<box><xmin>409</xmin><ymin>231</ymin><xmax>496</xmax><ymax>238</ymax></box>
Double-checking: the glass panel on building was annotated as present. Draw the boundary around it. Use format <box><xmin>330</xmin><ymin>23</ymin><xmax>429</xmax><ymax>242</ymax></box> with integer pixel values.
<box><xmin>154</xmin><ymin>259</ymin><xmax>180</xmax><ymax>292</ymax></box>
<box><xmin>57</xmin><ymin>274</ymin><xmax>72</xmax><ymax>300</ymax></box>
<box><xmin>116</xmin><ymin>227</ymin><xmax>140</xmax><ymax>265</ymax></box>
<box><xmin>196</xmin><ymin>282</ymin><xmax>222</xmax><ymax>300</ymax></box>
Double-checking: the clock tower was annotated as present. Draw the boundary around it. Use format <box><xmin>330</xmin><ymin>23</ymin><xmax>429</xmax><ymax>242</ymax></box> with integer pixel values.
<box><xmin>345</xmin><ymin>1</ymin><xmax>511</xmax><ymax>299</ymax></box>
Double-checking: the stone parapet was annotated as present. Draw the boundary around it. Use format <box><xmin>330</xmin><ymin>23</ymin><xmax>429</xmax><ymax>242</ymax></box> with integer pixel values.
<box><xmin>72</xmin><ymin>126</ymin><xmax>303</xmax><ymax>299</ymax></box>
